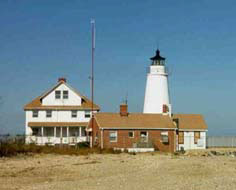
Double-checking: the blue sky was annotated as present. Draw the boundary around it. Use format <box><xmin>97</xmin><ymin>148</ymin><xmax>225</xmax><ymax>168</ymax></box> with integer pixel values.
<box><xmin>0</xmin><ymin>0</ymin><xmax>235</xmax><ymax>135</ymax></box>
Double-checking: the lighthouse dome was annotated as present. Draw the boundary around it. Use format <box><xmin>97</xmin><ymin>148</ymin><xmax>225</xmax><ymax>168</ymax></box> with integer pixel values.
<box><xmin>150</xmin><ymin>49</ymin><xmax>166</xmax><ymax>66</ymax></box>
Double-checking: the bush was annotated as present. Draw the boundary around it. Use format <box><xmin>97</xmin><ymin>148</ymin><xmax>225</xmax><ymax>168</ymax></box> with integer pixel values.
<box><xmin>0</xmin><ymin>142</ymin><xmax>121</xmax><ymax>157</ymax></box>
<box><xmin>77</xmin><ymin>142</ymin><xmax>90</xmax><ymax>148</ymax></box>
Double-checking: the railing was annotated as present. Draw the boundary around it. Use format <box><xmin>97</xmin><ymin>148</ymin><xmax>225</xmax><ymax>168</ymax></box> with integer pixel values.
<box><xmin>26</xmin><ymin>136</ymin><xmax>88</xmax><ymax>145</ymax></box>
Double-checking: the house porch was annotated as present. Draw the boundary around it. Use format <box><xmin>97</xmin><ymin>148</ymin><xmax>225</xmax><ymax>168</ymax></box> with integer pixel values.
<box><xmin>26</xmin><ymin>126</ymin><xmax>88</xmax><ymax>145</ymax></box>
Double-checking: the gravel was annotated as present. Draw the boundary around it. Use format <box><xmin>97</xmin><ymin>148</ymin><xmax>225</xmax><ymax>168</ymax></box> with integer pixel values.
<box><xmin>1</xmin><ymin>150</ymin><xmax>236</xmax><ymax>190</ymax></box>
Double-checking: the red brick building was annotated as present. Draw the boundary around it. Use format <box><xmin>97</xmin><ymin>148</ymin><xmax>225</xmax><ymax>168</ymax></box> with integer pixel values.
<box><xmin>88</xmin><ymin>104</ymin><xmax>177</xmax><ymax>152</ymax></box>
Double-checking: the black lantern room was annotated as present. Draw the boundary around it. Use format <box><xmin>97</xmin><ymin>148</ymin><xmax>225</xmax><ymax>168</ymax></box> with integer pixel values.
<box><xmin>150</xmin><ymin>49</ymin><xmax>166</xmax><ymax>66</ymax></box>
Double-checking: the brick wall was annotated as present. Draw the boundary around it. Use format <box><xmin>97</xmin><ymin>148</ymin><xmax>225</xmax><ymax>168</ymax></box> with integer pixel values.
<box><xmin>89</xmin><ymin>119</ymin><xmax>176</xmax><ymax>153</ymax></box>
<box><xmin>102</xmin><ymin>129</ymin><xmax>175</xmax><ymax>152</ymax></box>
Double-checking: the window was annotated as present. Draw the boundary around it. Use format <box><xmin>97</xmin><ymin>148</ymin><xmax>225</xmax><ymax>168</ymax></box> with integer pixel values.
<box><xmin>71</xmin><ymin>110</ymin><xmax>77</xmax><ymax>118</ymax></box>
<box><xmin>32</xmin><ymin>110</ymin><xmax>38</xmax><ymax>118</ymax></box>
<box><xmin>43</xmin><ymin>127</ymin><xmax>54</xmax><ymax>137</ymax></box>
<box><xmin>69</xmin><ymin>127</ymin><xmax>80</xmax><ymax>137</ymax></box>
<box><xmin>56</xmin><ymin>127</ymin><xmax>61</xmax><ymax>137</ymax></box>
<box><xmin>63</xmin><ymin>90</ymin><xmax>68</xmax><ymax>99</ymax></box>
<box><xmin>161</xmin><ymin>132</ymin><xmax>169</xmax><ymax>143</ymax></box>
<box><xmin>32</xmin><ymin>128</ymin><xmax>41</xmax><ymax>136</ymax></box>
<box><xmin>81</xmin><ymin>127</ymin><xmax>86</xmax><ymax>136</ymax></box>
<box><xmin>140</xmin><ymin>131</ymin><xmax>147</xmax><ymax>137</ymax></box>
<box><xmin>85</xmin><ymin>111</ymin><xmax>91</xmax><ymax>118</ymax></box>
<box><xmin>62</xmin><ymin>127</ymin><xmax>67</xmax><ymax>137</ymax></box>
<box><xmin>194</xmin><ymin>131</ymin><xmax>200</xmax><ymax>144</ymax></box>
<box><xmin>46</xmin><ymin>110</ymin><xmax>52</xmax><ymax>118</ymax></box>
<box><xmin>178</xmin><ymin>131</ymin><xmax>184</xmax><ymax>144</ymax></box>
<box><xmin>128</xmin><ymin>131</ymin><xmax>134</xmax><ymax>138</ymax></box>
<box><xmin>140</xmin><ymin>131</ymin><xmax>148</xmax><ymax>142</ymax></box>
<box><xmin>55</xmin><ymin>90</ymin><xmax>61</xmax><ymax>99</ymax></box>
<box><xmin>109</xmin><ymin>131</ymin><xmax>117</xmax><ymax>142</ymax></box>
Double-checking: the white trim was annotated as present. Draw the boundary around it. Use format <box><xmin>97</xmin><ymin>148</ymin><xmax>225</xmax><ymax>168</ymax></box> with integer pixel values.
<box><xmin>161</xmin><ymin>131</ymin><xmax>168</xmax><ymax>135</ymax></box>
<box><xmin>114</xmin><ymin>148</ymin><xmax>155</xmax><ymax>153</ymax></box>
<box><xmin>101</xmin><ymin>129</ymin><xmax>104</xmax><ymax>149</ymax></box>
<box><xmin>79</xmin><ymin>127</ymin><xmax>82</xmax><ymax>137</ymax></box>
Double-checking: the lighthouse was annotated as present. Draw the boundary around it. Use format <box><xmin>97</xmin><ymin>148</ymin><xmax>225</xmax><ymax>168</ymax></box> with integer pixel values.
<box><xmin>143</xmin><ymin>49</ymin><xmax>171</xmax><ymax>115</ymax></box>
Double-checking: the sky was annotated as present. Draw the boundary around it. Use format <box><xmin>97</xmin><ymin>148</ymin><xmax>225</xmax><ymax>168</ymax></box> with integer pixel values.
<box><xmin>0</xmin><ymin>0</ymin><xmax>236</xmax><ymax>136</ymax></box>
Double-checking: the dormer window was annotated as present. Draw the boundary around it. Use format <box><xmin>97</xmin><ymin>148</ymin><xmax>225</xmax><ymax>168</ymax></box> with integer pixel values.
<box><xmin>63</xmin><ymin>91</ymin><xmax>68</xmax><ymax>99</ymax></box>
<box><xmin>32</xmin><ymin>110</ymin><xmax>38</xmax><ymax>118</ymax></box>
<box><xmin>55</xmin><ymin>91</ymin><xmax>61</xmax><ymax>99</ymax></box>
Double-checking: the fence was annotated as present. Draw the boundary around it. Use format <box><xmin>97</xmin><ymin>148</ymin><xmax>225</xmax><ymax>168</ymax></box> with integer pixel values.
<box><xmin>207</xmin><ymin>136</ymin><xmax>236</xmax><ymax>148</ymax></box>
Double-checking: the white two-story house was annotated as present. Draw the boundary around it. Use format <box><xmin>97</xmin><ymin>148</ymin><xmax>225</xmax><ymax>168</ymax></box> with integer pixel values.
<box><xmin>24</xmin><ymin>78</ymin><xmax>100</xmax><ymax>145</ymax></box>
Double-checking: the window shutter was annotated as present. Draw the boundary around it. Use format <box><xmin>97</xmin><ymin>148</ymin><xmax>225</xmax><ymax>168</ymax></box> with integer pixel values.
<box><xmin>178</xmin><ymin>132</ymin><xmax>184</xmax><ymax>144</ymax></box>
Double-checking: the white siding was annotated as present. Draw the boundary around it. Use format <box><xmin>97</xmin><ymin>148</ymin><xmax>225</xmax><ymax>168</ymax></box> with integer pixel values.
<box><xmin>25</xmin><ymin>110</ymin><xmax>96</xmax><ymax>137</ymax></box>
<box><xmin>42</xmin><ymin>83</ymin><xmax>82</xmax><ymax>106</ymax></box>
<box><xmin>25</xmin><ymin>112</ymin><xmax>31</xmax><ymax>137</ymax></box>
<box><xmin>178</xmin><ymin>131</ymin><xmax>206</xmax><ymax>150</ymax></box>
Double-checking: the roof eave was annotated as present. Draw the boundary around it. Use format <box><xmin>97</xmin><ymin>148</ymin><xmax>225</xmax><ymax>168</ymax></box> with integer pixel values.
<box><xmin>24</xmin><ymin>107</ymin><xmax>100</xmax><ymax>111</ymax></box>
<box><xmin>98</xmin><ymin>127</ymin><xmax>177</xmax><ymax>130</ymax></box>
<box><xmin>178</xmin><ymin>129</ymin><xmax>208</xmax><ymax>131</ymax></box>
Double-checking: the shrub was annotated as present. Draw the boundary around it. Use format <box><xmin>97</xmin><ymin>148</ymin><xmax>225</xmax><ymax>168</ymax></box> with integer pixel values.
<box><xmin>77</xmin><ymin>142</ymin><xmax>90</xmax><ymax>149</ymax></box>
<box><xmin>0</xmin><ymin>142</ymin><xmax>122</xmax><ymax>157</ymax></box>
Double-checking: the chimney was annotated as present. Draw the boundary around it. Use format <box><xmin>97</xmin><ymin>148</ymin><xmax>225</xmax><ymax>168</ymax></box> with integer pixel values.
<box><xmin>58</xmin><ymin>77</ymin><xmax>66</xmax><ymax>83</ymax></box>
<box><xmin>120</xmin><ymin>104</ymin><xmax>128</xmax><ymax>116</ymax></box>
<box><xmin>162</xmin><ymin>104</ymin><xmax>169</xmax><ymax>113</ymax></box>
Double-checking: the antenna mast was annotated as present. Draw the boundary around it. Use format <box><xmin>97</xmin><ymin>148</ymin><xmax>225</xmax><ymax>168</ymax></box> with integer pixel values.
<box><xmin>91</xmin><ymin>19</ymin><xmax>95</xmax><ymax>145</ymax></box>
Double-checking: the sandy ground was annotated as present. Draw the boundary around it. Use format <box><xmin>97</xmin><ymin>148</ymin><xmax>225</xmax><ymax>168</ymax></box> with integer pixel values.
<box><xmin>1</xmin><ymin>151</ymin><xmax>236</xmax><ymax>190</ymax></box>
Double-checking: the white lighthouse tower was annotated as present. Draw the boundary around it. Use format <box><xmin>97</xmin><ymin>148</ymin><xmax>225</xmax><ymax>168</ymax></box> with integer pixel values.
<box><xmin>143</xmin><ymin>49</ymin><xmax>171</xmax><ymax>115</ymax></box>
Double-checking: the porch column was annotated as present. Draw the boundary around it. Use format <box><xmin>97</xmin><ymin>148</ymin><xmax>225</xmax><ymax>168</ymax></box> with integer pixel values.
<box><xmin>41</xmin><ymin>127</ymin><xmax>44</xmax><ymax>145</ymax></box>
<box><xmin>67</xmin><ymin>127</ymin><xmax>69</xmax><ymax>137</ymax></box>
<box><xmin>60</xmin><ymin>127</ymin><xmax>63</xmax><ymax>145</ymax></box>
<box><xmin>101</xmin><ymin>129</ymin><xmax>104</xmax><ymax>149</ymax></box>
<box><xmin>67</xmin><ymin>127</ymin><xmax>69</xmax><ymax>144</ymax></box>
<box><xmin>41</xmin><ymin>127</ymin><xmax>44</xmax><ymax>137</ymax></box>
<box><xmin>79</xmin><ymin>127</ymin><xmax>82</xmax><ymax>137</ymax></box>
<box><xmin>54</xmin><ymin>127</ymin><xmax>56</xmax><ymax>137</ymax></box>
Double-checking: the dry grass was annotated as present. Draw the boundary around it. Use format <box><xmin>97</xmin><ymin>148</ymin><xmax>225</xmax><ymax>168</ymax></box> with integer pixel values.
<box><xmin>0</xmin><ymin>142</ymin><xmax>121</xmax><ymax>157</ymax></box>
